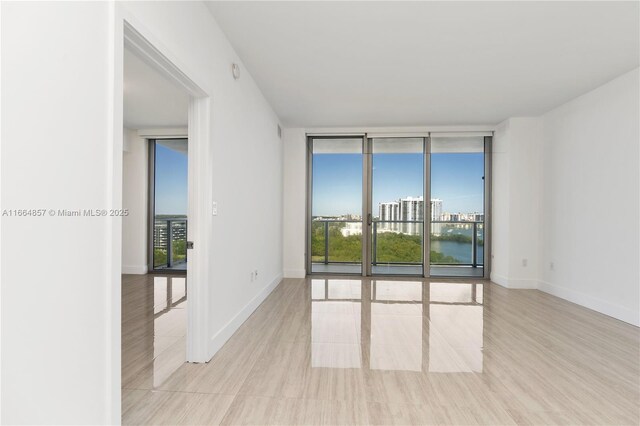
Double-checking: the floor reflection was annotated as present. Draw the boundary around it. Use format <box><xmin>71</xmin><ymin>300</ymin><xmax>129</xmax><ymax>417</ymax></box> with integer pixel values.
<box><xmin>122</xmin><ymin>274</ymin><xmax>187</xmax><ymax>390</ymax></box>
<box><xmin>310</xmin><ymin>278</ymin><xmax>483</xmax><ymax>373</ymax></box>
<box><xmin>429</xmin><ymin>282</ymin><xmax>483</xmax><ymax>373</ymax></box>
<box><xmin>371</xmin><ymin>281</ymin><xmax>423</xmax><ymax>372</ymax></box>
<box><xmin>311</xmin><ymin>279</ymin><xmax>362</xmax><ymax>368</ymax></box>
<box><xmin>123</xmin><ymin>276</ymin><xmax>483</xmax><ymax>387</ymax></box>
<box><xmin>123</xmin><ymin>275</ymin><xmax>640</xmax><ymax>425</ymax></box>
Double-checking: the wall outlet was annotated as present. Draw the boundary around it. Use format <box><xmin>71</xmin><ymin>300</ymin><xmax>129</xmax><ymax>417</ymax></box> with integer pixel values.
<box><xmin>212</xmin><ymin>202</ymin><xmax>218</xmax><ymax>216</ymax></box>
<box><xmin>522</xmin><ymin>258</ymin><xmax>528</xmax><ymax>267</ymax></box>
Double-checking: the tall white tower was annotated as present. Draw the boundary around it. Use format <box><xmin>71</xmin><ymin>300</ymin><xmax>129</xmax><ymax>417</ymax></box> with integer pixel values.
<box><xmin>430</xmin><ymin>199</ymin><xmax>443</xmax><ymax>235</ymax></box>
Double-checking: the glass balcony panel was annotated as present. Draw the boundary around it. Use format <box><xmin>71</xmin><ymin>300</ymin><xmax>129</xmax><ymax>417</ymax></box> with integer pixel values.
<box><xmin>153</xmin><ymin>218</ymin><xmax>187</xmax><ymax>270</ymax></box>
<box><xmin>311</xmin><ymin>220</ymin><xmax>327</xmax><ymax>263</ymax></box>
<box><xmin>171</xmin><ymin>220</ymin><xmax>187</xmax><ymax>265</ymax></box>
<box><xmin>153</xmin><ymin>220</ymin><xmax>169</xmax><ymax>268</ymax></box>
<box><xmin>477</xmin><ymin>223</ymin><xmax>484</xmax><ymax>265</ymax></box>
<box><xmin>372</xmin><ymin>221</ymin><xmax>423</xmax><ymax>265</ymax></box>
<box><xmin>430</xmin><ymin>222</ymin><xmax>474</xmax><ymax>265</ymax></box>
<box><xmin>327</xmin><ymin>221</ymin><xmax>362</xmax><ymax>263</ymax></box>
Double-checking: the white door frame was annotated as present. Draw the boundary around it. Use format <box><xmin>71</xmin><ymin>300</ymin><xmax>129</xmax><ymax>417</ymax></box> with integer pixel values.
<box><xmin>108</xmin><ymin>5</ymin><xmax>212</xmax><ymax>422</ymax></box>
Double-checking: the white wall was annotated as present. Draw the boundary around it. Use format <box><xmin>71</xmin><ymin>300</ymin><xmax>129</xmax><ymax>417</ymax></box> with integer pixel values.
<box><xmin>282</xmin><ymin>128</ymin><xmax>307</xmax><ymax>278</ymax></box>
<box><xmin>121</xmin><ymin>0</ymin><xmax>285</xmax><ymax>388</ymax></box>
<box><xmin>2</xmin><ymin>1</ymin><xmax>284</xmax><ymax>424</ymax></box>
<box><xmin>490</xmin><ymin>121</ymin><xmax>511</xmax><ymax>284</ymax></box>
<box><xmin>491</xmin><ymin>117</ymin><xmax>543</xmax><ymax>289</ymax></box>
<box><xmin>492</xmin><ymin>69</ymin><xmax>639</xmax><ymax>326</ymax></box>
<box><xmin>1</xmin><ymin>2</ymin><xmax>114</xmax><ymax>424</ymax></box>
<box><xmin>538</xmin><ymin>68</ymin><xmax>639</xmax><ymax>326</ymax></box>
<box><xmin>122</xmin><ymin>129</ymin><xmax>148</xmax><ymax>274</ymax></box>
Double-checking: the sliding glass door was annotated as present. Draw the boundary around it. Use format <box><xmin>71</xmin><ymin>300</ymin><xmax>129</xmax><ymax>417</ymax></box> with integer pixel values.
<box><xmin>429</xmin><ymin>136</ymin><xmax>486</xmax><ymax>278</ymax></box>
<box><xmin>307</xmin><ymin>135</ymin><xmax>490</xmax><ymax>278</ymax></box>
<box><xmin>308</xmin><ymin>137</ymin><xmax>364</xmax><ymax>274</ymax></box>
<box><xmin>369</xmin><ymin>138</ymin><xmax>424</xmax><ymax>276</ymax></box>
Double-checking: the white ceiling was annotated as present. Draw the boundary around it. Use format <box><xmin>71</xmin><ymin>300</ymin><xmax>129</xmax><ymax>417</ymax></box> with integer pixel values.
<box><xmin>207</xmin><ymin>1</ymin><xmax>639</xmax><ymax>127</ymax></box>
<box><xmin>123</xmin><ymin>48</ymin><xmax>189</xmax><ymax>129</ymax></box>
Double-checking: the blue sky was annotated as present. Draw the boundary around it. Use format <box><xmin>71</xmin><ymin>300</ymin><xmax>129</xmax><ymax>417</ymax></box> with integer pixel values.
<box><xmin>154</xmin><ymin>144</ymin><xmax>188</xmax><ymax>215</ymax></box>
<box><xmin>312</xmin><ymin>153</ymin><xmax>483</xmax><ymax>216</ymax></box>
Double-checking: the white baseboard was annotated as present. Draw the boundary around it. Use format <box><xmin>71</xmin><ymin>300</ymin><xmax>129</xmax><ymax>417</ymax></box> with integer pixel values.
<box><xmin>538</xmin><ymin>280</ymin><xmax>640</xmax><ymax>327</ymax></box>
<box><xmin>208</xmin><ymin>272</ymin><xmax>284</xmax><ymax>357</ymax></box>
<box><xmin>506</xmin><ymin>278</ymin><xmax>538</xmax><ymax>289</ymax></box>
<box><xmin>490</xmin><ymin>273</ymin><xmax>509</xmax><ymax>288</ymax></box>
<box><xmin>284</xmin><ymin>268</ymin><xmax>306</xmax><ymax>278</ymax></box>
<box><xmin>488</xmin><ymin>273</ymin><xmax>637</xmax><ymax>326</ymax></box>
<box><xmin>490</xmin><ymin>273</ymin><xmax>537</xmax><ymax>289</ymax></box>
<box><xmin>122</xmin><ymin>265</ymin><xmax>148</xmax><ymax>275</ymax></box>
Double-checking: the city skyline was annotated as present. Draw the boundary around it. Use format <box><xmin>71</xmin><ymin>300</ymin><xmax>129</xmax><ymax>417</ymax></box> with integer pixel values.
<box><xmin>312</xmin><ymin>152</ymin><xmax>484</xmax><ymax>216</ymax></box>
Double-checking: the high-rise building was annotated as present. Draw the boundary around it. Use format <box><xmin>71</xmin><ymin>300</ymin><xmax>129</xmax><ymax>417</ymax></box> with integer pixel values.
<box><xmin>377</xmin><ymin>197</ymin><xmax>450</xmax><ymax>235</ymax></box>
<box><xmin>430</xmin><ymin>199</ymin><xmax>442</xmax><ymax>221</ymax></box>
<box><xmin>398</xmin><ymin>196</ymin><xmax>422</xmax><ymax>234</ymax></box>
<box><xmin>379</xmin><ymin>201</ymin><xmax>400</xmax><ymax>232</ymax></box>
<box><xmin>379</xmin><ymin>201</ymin><xmax>400</xmax><ymax>221</ymax></box>
<box><xmin>378</xmin><ymin>196</ymin><xmax>446</xmax><ymax>234</ymax></box>
<box><xmin>431</xmin><ymin>198</ymin><xmax>443</xmax><ymax>235</ymax></box>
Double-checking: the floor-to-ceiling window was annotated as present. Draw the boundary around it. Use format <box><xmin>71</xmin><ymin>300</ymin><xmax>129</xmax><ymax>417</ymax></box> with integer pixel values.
<box><xmin>429</xmin><ymin>136</ymin><xmax>486</xmax><ymax>277</ymax></box>
<box><xmin>308</xmin><ymin>137</ymin><xmax>364</xmax><ymax>274</ymax></box>
<box><xmin>307</xmin><ymin>134</ymin><xmax>490</xmax><ymax>278</ymax></box>
<box><xmin>370</xmin><ymin>138</ymin><xmax>424</xmax><ymax>276</ymax></box>
<box><xmin>150</xmin><ymin>139</ymin><xmax>188</xmax><ymax>272</ymax></box>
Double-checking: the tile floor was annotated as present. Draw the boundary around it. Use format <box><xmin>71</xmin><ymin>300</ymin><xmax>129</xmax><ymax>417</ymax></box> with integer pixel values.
<box><xmin>122</xmin><ymin>275</ymin><xmax>640</xmax><ymax>425</ymax></box>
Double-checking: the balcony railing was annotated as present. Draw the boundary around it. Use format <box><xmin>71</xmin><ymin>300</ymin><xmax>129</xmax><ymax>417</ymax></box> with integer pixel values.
<box><xmin>311</xmin><ymin>220</ymin><xmax>362</xmax><ymax>264</ymax></box>
<box><xmin>153</xmin><ymin>217</ymin><xmax>187</xmax><ymax>269</ymax></box>
<box><xmin>372</xmin><ymin>220</ymin><xmax>423</xmax><ymax>265</ymax></box>
<box><xmin>430</xmin><ymin>221</ymin><xmax>484</xmax><ymax>267</ymax></box>
<box><xmin>311</xmin><ymin>219</ymin><xmax>484</xmax><ymax>267</ymax></box>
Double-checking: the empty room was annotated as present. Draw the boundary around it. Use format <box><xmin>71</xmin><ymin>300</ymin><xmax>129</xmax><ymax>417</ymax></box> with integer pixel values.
<box><xmin>1</xmin><ymin>1</ymin><xmax>638</xmax><ymax>425</ymax></box>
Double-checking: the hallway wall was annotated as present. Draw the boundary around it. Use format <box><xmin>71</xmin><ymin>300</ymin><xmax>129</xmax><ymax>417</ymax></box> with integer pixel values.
<box><xmin>491</xmin><ymin>118</ymin><xmax>543</xmax><ymax>289</ymax></box>
<box><xmin>120</xmin><ymin>0</ymin><xmax>287</xmax><ymax>413</ymax></box>
<box><xmin>282</xmin><ymin>128</ymin><xmax>307</xmax><ymax>278</ymax></box>
<box><xmin>1</xmin><ymin>2</ymin><xmax>284</xmax><ymax>423</ymax></box>
<box><xmin>1</xmin><ymin>2</ymin><xmax>115</xmax><ymax>424</ymax></box>
<box><xmin>122</xmin><ymin>128</ymin><xmax>148</xmax><ymax>274</ymax></box>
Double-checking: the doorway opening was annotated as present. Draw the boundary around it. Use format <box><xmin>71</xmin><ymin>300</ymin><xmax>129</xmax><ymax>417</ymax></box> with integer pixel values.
<box><xmin>121</xmin><ymin>42</ymin><xmax>191</xmax><ymax>393</ymax></box>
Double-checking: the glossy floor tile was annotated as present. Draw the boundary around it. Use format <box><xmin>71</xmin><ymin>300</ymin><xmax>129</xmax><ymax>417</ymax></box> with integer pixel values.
<box><xmin>122</xmin><ymin>274</ymin><xmax>640</xmax><ymax>425</ymax></box>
